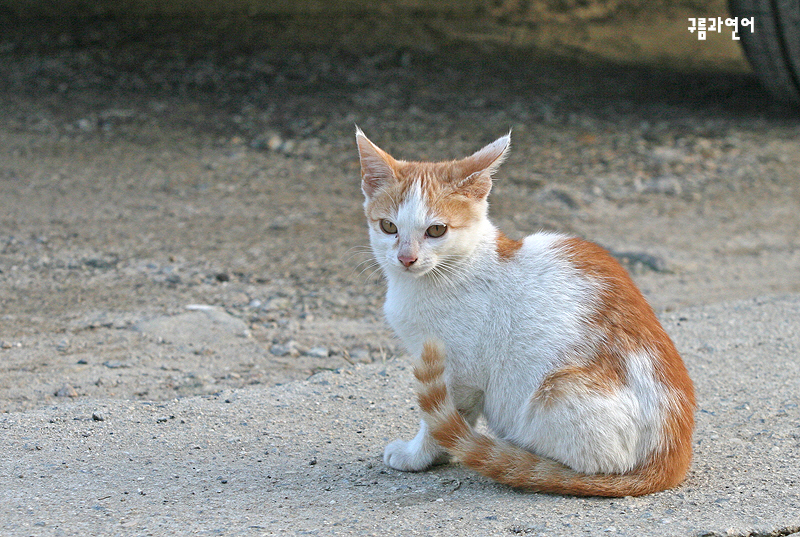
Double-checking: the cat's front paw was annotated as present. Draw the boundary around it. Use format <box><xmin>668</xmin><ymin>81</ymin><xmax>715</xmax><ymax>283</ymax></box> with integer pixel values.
<box><xmin>383</xmin><ymin>438</ymin><xmax>449</xmax><ymax>472</ymax></box>
<box><xmin>383</xmin><ymin>439</ymin><xmax>432</xmax><ymax>471</ymax></box>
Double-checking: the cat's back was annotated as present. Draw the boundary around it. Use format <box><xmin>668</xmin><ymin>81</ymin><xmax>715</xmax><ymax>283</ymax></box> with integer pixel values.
<box><xmin>499</xmin><ymin>230</ymin><xmax>671</xmax><ymax>353</ymax></box>
<box><xmin>501</xmin><ymin>231</ymin><xmax>599</xmax><ymax>305</ymax></box>
<box><xmin>511</xmin><ymin>230</ymin><xmax>692</xmax><ymax>396</ymax></box>
<box><xmin>508</xmin><ymin>230</ymin><xmax>636</xmax><ymax>304</ymax></box>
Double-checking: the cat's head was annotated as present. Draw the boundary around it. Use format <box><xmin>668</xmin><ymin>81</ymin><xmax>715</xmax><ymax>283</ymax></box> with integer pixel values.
<box><xmin>356</xmin><ymin>128</ymin><xmax>510</xmax><ymax>279</ymax></box>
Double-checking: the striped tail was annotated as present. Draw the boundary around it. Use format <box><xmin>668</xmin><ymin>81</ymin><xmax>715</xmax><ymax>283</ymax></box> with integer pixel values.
<box><xmin>413</xmin><ymin>340</ymin><xmax>691</xmax><ymax>497</ymax></box>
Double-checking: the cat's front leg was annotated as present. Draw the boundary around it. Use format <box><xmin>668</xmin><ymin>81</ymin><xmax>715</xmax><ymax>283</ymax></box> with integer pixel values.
<box><xmin>384</xmin><ymin>419</ymin><xmax>450</xmax><ymax>472</ymax></box>
<box><xmin>384</xmin><ymin>396</ymin><xmax>482</xmax><ymax>472</ymax></box>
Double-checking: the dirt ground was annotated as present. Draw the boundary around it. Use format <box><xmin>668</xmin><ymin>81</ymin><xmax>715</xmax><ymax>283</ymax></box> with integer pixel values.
<box><xmin>1</xmin><ymin>12</ymin><xmax>799</xmax><ymax>414</ymax></box>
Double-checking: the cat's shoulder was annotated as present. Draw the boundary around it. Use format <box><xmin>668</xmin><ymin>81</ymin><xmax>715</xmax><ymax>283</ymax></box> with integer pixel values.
<box><xmin>512</xmin><ymin>231</ymin><xmax>621</xmax><ymax>275</ymax></box>
<box><xmin>518</xmin><ymin>231</ymin><xmax>613</xmax><ymax>261</ymax></box>
<box><xmin>520</xmin><ymin>230</ymin><xmax>570</xmax><ymax>252</ymax></box>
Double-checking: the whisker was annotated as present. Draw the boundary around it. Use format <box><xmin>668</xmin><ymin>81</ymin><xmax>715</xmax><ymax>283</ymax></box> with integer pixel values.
<box><xmin>365</xmin><ymin>265</ymin><xmax>385</xmax><ymax>282</ymax></box>
<box><xmin>344</xmin><ymin>247</ymin><xmax>375</xmax><ymax>263</ymax></box>
<box><xmin>358</xmin><ymin>261</ymin><xmax>379</xmax><ymax>275</ymax></box>
<box><xmin>426</xmin><ymin>255</ymin><xmax>465</xmax><ymax>294</ymax></box>
<box><xmin>355</xmin><ymin>260</ymin><xmax>381</xmax><ymax>279</ymax></box>
<box><xmin>345</xmin><ymin>243</ymin><xmax>382</xmax><ymax>282</ymax></box>
<box><xmin>353</xmin><ymin>258</ymin><xmax>377</xmax><ymax>272</ymax></box>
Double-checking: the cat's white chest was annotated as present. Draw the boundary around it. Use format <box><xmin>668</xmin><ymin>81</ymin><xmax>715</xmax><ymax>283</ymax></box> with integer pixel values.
<box><xmin>384</xmin><ymin>278</ymin><xmax>486</xmax><ymax>358</ymax></box>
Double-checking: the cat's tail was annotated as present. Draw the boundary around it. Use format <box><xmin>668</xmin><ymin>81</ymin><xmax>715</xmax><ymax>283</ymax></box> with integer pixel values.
<box><xmin>414</xmin><ymin>340</ymin><xmax>689</xmax><ymax>497</ymax></box>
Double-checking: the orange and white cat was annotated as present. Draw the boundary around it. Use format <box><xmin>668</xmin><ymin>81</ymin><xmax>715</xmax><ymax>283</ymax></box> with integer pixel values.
<box><xmin>356</xmin><ymin>129</ymin><xmax>695</xmax><ymax>497</ymax></box>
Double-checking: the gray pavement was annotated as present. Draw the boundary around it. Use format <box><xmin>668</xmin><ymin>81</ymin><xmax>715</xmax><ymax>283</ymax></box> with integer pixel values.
<box><xmin>2</xmin><ymin>294</ymin><xmax>799</xmax><ymax>536</ymax></box>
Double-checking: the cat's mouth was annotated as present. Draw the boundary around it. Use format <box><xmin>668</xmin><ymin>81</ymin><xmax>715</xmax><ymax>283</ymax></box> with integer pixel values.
<box><xmin>396</xmin><ymin>261</ymin><xmax>433</xmax><ymax>277</ymax></box>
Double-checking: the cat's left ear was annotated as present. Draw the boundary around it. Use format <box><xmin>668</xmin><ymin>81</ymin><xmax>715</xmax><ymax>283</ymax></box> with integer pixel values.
<box><xmin>355</xmin><ymin>127</ymin><xmax>397</xmax><ymax>199</ymax></box>
<box><xmin>457</xmin><ymin>133</ymin><xmax>511</xmax><ymax>199</ymax></box>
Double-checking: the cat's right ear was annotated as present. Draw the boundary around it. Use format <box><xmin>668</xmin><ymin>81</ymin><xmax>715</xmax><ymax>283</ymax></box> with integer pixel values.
<box><xmin>355</xmin><ymin>127</ymin><xmax>396</xmax><ymax>199</ymax></box>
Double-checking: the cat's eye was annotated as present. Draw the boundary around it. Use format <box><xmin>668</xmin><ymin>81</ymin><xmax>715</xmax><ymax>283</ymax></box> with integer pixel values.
<box><xmin>426</xmin><ymin>224</ymin><xmax>447</xmax><ymax>238</ymax></box>
<box><xmin>380</xmin><ymin>219</ymin><xmax>397</xmax><ymax>234</ymax></box>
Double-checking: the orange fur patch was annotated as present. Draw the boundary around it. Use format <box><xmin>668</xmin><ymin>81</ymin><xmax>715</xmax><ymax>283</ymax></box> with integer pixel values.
<box><xmin>557</xmin><ymin>237</ymin><xmax>694</xmax><ymax>394</ymax></box>
<box><xmin>553</xmin><ymin>237</ymin><xmax>696</xmax><ymax>490</ymax></box>
<box><xmin>429</xmin><ymin>410</ymin><xmax>472</xmax><ymax>451</ymax></box>
<box><xmin>413</xmin><ymin>342</ymin><xmax>446</xmax><ymax>383</ymax></box>
<box><xmin>417</xmin><ymin>383</ymin><xmax>448</xmax><ymax>414</ymax></box>
<box><xmin>533</xmin><ymin>347</ymin><xmax>626</xmax><ymax>408</ymax></box>
<box><xmin>496</xmin><ymin>231</ymin><xmax>523</xmax><ymax>261</ymax></box>
<box><xmin>434</xmin><ymin>195</ymin><xmax>483</xmax><ymax>230</ymax></box>
<box><xmin>363</xmin><ymin>159</ymin><xmax>486</xmax><ymax>229</ymax></box>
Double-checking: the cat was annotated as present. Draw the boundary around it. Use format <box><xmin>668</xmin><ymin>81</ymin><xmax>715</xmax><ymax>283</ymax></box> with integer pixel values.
<box><xmin>355</xmin><ymin>128</ymin><xmax>695</xmax><ymax>497</ymax></box>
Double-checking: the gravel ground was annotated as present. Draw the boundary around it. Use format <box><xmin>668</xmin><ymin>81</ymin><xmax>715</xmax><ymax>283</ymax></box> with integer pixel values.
<box><xmin>0</xmin><ymin>12</ymin><xmax>799</xmax><ymax>535</ymax></box>
<box><xmin>2</xmin><ymin>296</ymin><xmax>799</xmax><ymax>536</ymax></box>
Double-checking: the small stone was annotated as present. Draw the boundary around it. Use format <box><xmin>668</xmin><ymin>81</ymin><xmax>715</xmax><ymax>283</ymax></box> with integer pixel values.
<box><xmin>56</xmin><ymin>385</ymin><xmax>78</xmax><ymax>397</ymax></box>
<box><xmin>185</xmin><ymin>304</ymin><xmax>214</xmax><ymax>311</ymax></box>
<box><xmin>267</xmin><ymin>134</ymin><xmax>283</xmax><ymax>152</ymax></box>
<box><xmin>270</xmin><ymin>344</ymin><xmax>291</xmax><ymax>357</ymax></box>
<box><xmin>76</xmin><ymin>118</ymin><xmax>95</xmax><ymax>131</ymax></box>
<box><xmin>92</xmin><ymin>412</ymin><xmax>104</xmax><ymax>421</ymax></box>
<box><xmin>280</xmin><ymin>139</ymin><xmax>296</xmax><ymax>153</ymax></box>
<box><xmin>612</xmin><ymin>251</ymin><xmax>669</xmax><ymax>273</ymax></box>
<box><xmin>103</xmin><ymin>360</ymin><xmax>131</xmax><ymax>369</ymax></box>
<box><xmin>305</xmin><ymin>346</ymin><xmax>329</xmax><ymax>358</ymax></box>
<box><xmin>263</xmin><ymin>297</ymin><xmax>292</xmax><ymax>311</ymax></box>
<box><xmin>349</xmin><ymin>348</ymin><xmax>371</xmax><ymax>363</ymax></box>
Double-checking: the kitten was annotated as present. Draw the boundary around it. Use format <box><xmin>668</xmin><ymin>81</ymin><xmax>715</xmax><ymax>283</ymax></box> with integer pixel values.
<box><xmin>356</xmin><ymin>128</ymin><xmax>695</xmax><ymax>497</ymax></box>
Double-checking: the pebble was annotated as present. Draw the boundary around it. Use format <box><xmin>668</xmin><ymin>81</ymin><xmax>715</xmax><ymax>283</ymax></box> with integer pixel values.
<box><xmin>263</xmin><ymin>297</ymin><xmax>292</xmax><ymax>311</ymax></box>
<box><xmin>611</xmin><ymin>251</ymin><xmax>669</xmax><ymax>273</ymax></box>
<box><xmin>270</xmin><ymin>344</ymin><xmax>292</xmax><ymax>357</ymax></box>
<box><xmin>103</xmin><ymin>360</ymin><xmax>132</xmax><ymax>369</ymax></box>
<box><xmin>267</xmin><ymin>134</ymin><xmax>283</xmax><ymax>151</ymax></box>
<box><xmin>250</xmin><ymin>133</ymin><xmax>296</xmax><ymax>154</ymax></box>
<box><xmin>55</xmin><ymin>385</ymin><xmax>78</xmax><ymax>397</ymax></box>
<box><xmin>305</xmin><ymin>346</ymin><xmax>329</xmax><ymax>358</ymax></box>
<box><xmin>636</xmin><ymin>175</ymin><xmax>684</xmax><ymax>196</ymax></box>
<box><xmin>348</xmin><ymin>348</ymin><xmax>371</xmax><ymax>363</ymax></box>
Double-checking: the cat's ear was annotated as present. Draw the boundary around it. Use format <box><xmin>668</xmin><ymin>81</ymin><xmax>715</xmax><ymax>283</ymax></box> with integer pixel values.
<box><xmin>457</xmin><ymin>133</ymin><xmax>511</xmax><ymax>199</ymax></box>
<box><xmin>355</xmin><ymin>127</ymin><xmax>397</xmax><ymax>199</ymax></box>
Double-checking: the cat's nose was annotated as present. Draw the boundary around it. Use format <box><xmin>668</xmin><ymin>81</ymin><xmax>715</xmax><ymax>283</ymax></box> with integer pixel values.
<box><xmin>398</xmin><ymin>254</ymin><xmax>417</xmax><ymax>267</ymax></box>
